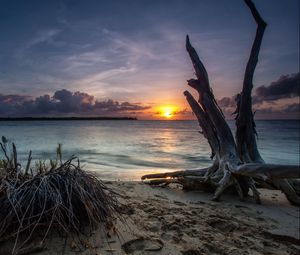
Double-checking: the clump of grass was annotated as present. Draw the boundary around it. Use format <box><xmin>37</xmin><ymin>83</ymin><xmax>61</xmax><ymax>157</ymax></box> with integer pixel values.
<box><xmin>0</xmin><ymin>136</ymin><xmax>123</xmax><ymax>254</ymax></box>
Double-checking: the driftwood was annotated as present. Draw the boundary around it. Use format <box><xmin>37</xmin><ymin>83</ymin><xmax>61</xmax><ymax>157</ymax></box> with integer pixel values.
<box><xmin>142</xmin><ymin>0</ymin><xmax>300</xmax><ymax>205</ymax></box>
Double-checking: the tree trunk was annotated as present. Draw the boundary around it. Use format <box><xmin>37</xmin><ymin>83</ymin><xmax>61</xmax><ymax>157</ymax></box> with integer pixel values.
<box><xmin>141</xmin><ymin>0</ymin><xmax>300</xmax><ymax>206</ymax></box>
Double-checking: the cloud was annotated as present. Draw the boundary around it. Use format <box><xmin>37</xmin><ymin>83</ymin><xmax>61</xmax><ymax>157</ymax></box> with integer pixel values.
<box><xmin>254</xmin><ymin>103</ymin><xmax>299</xmax><ymax>118</ymax></box>
<box><xmin>255</xmin><ymin>73</ymin><xmax>299</xmax><ymax>102</ymax></box>
<box><xmin>73</xmin><ymin>67</ymin><xmax>136</xmax><ymax>87</ymax></box>
<box><xmin>26</xmin><ymin>29</ymin><xmax>61</xmax><ymax>49</ymax></box>
<box><xmin>0</xmin><ymin>89</ymin><xmax>150</xmax><ymax>117</ymax></box>
<box><xmin>282</xmin><ymin>103</ymin><xmax>299</xmax><ymax>113</ymax></box>
<box><xmin>216</xmin><ymin>73</ymin><xmax>300</xmax><ymax>118</ymax></box>
<box><xmin>217</xmin><ymin>96</ymin><xmax>237</xmax><ymax>108</ymax></box>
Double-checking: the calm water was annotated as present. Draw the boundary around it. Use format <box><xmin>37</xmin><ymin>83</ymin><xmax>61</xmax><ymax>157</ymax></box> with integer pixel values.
<box><xmin>0</xmin><ymin>120</ymin><xmax>299</xmax><ymax>180</ymax></box>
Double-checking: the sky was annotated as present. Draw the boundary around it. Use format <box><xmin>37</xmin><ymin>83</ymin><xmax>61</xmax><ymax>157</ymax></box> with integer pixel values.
<box><xmin>0</xmin><ymin>0</ymin><xmax>299</xmax><ymax>119</ymax></box>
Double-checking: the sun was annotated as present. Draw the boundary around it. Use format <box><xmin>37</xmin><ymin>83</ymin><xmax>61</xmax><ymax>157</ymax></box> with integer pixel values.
<box><xmin>157</xmin><ymin>105</ymin><xmax>178</xmax><ymax>119</ymax></box>
<box><xmin>163</xmin><ymin>110</ymin><xmax>173</xmax><ymax>118</ymax></box>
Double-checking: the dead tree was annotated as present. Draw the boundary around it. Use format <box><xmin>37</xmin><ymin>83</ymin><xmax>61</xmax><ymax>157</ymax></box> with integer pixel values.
<box><xmin>141</xmin><ymin>0</ymin><xmax>300</xmax><ymax>205</ymax></box>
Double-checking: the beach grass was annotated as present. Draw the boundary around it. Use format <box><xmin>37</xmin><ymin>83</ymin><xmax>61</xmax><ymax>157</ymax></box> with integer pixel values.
<box><xmin>0</xmin><ymin>138</ymin><xmax>123</xmax><ymax>254</ymax></box>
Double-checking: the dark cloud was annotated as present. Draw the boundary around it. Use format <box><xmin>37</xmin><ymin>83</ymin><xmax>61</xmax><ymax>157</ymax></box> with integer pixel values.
<box><xmin>216</xmin><ymin>73</ymin><xmax>300</xmax><ymax>117</ymax></box>
<box><xmin>254</xmin><ymin>104</ymin><xmax>299</xmax><ymax>118</ymax></box>
<box><xmin>217</xmin><ymin>96</ymin><xmax>237</xmax><ymax>108</ymax></box>
<box><xmin>255</xmin><ymin>73</ymin><xmax>299</xmax><ymax>102</ymax></box>
<box><xmin>0</xmin><ymin>94</ymin><xmax>32</xmax><ymax>115</ymax></box>
<box><xmin>94</xmin><ymin>100</ymin><xmax>150</xmax><ymax>112</ymax></box>
<box><xmin>282</xmin><ymin>103</ymin><xmax>299</xmax><ymax>113</ymax></box>
<box><xmin>218</xmin><ymin>73</ymin><xmax>300</xmax><ymax>106</ymax></box>
<box><xmin>0</xmin><ymin>89</ymin><xmax>150</xmax><ymax>117</ymax></box>
<box><xmin>216</xmin><ymin>95</ymin><xmax>238</xmax><ymax>116</ymax></box>
<box><xmin>52</xmin><ymin>90</ymin><xmax>95</xmax><ymax>112</ymax></box>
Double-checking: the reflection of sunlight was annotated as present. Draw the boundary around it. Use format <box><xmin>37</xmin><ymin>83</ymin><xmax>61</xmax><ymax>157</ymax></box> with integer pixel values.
<box><xmin>157</xmin><ymin>128</ymin><xmax>176</xmax><ymax>153</ymax></box>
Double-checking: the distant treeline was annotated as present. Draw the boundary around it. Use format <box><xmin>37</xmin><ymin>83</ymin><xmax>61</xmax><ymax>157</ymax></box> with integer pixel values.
<box><xmin>0</xmin><ymin>117</ymin><xmax>137</xmax><ymax>121</ymax></box>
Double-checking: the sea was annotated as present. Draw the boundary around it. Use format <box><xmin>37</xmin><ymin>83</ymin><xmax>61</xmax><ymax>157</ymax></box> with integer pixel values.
<box><xmin>0</xmin><ymin>120</ymin><xmax>299</xmax><ymax>180</ymax></box>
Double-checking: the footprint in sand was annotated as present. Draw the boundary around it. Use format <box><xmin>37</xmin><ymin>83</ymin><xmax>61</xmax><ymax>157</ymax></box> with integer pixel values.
<box><xmin>206</xmin><ymin>218</ymin><xmax>239</xmax><ymax>233</ymax></box>
<box><xmin>121</xmin><ymin>237</ymin><xmax>163</xmax><ymax>254</ymax></box>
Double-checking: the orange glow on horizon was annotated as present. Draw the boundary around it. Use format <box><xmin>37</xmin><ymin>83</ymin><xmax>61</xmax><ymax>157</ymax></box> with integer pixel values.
<box><xmin>156</xmin><ymin>105</ymin><xmax>178</xmax><ymax>119</ymax></box>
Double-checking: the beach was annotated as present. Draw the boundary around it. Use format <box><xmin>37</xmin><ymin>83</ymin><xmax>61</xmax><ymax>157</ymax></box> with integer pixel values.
<box><xmin>1</xmin><ymin>0</ymin><xmax>299</xmax><ymax>254</ymax></box>
<box><xmin>1</xmin><ymin>181</ymin><xmax>298</xmax><ymax>255</ymax></box>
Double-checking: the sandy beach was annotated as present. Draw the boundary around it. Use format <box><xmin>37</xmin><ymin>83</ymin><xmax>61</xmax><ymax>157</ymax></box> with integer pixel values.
<box><xmin>1</xmin><ymin>0</ymin><xmax>299</xmax><ymax>254</ymax></box>
<box><xmin>1</xmin><ymin>181</ymin><xmax>299</xmax><ymax>255</ymax></box>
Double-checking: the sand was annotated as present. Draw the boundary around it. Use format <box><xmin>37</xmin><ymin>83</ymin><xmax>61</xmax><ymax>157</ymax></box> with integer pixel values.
<box><xmin>0</xmin><ymin>181</ymin><xmax>299</xmax><ymax>255</ymax></box>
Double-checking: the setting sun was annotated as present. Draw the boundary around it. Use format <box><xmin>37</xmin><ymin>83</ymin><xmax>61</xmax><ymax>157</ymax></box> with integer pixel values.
<box><xmin>163</xmin><ymin>110</ymin><xmax>173</xmax><ymax>118</ymax></box>
<box><xmin>157</xmin><ymin>105</ymin><xmax>178</xmax><ymax>119</ymax></box>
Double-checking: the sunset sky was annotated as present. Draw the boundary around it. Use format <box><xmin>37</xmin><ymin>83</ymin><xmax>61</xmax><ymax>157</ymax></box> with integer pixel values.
<box><xmin>0</xmin><ymin>0</ymin><xmax>299</xmax><ymax>119</ymax></box>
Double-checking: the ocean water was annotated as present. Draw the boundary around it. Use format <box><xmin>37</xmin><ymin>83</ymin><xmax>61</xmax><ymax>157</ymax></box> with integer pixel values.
<box><xmin>0</xmin><ymin>120</ymin><xmax>299</xmax><ymax>180</ymax></box>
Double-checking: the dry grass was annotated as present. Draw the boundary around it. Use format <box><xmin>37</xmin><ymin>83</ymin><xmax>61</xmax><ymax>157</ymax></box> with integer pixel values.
<box><xmin>0</xmin><ymin>137</ymin><xmax>123</xmax><ymax>254</ymax></box>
